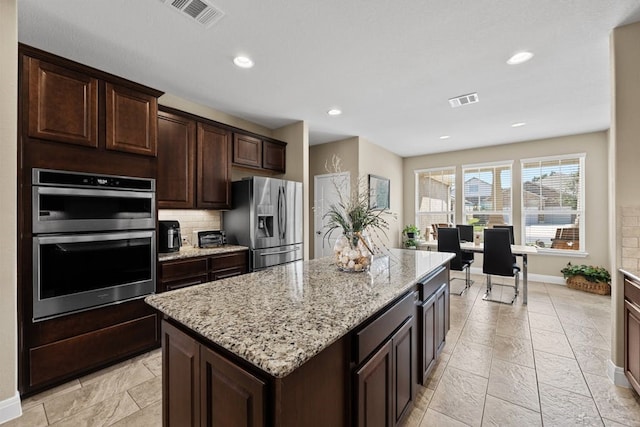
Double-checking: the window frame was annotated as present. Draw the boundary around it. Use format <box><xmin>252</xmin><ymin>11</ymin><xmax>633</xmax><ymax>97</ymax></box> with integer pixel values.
<box><xmin>414</xmin><ymin>167</ymin><xmax>456</xmax><ymax>236</ymax></box>
<box><xmin>520</xmin><ymin>153</ymin><xmax>586</xmax><ymax>255</ymax></box>
<box><xmin>461</xmin><ymin>160</ymin><xmax>513</xmax><ymax>231</ymax></box>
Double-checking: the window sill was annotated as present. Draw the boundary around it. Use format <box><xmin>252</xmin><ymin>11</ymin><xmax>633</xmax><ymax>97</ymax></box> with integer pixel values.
<box><xmin>533</xmin><ymin>248</ymin><xmax>589</xmax><ymax>258</ymax></box>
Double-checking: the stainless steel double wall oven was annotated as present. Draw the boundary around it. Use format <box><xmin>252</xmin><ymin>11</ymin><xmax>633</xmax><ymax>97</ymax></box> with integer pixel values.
<box><xmin>32</xmin><ymin>169</ymin><xmax>156</xmax><ymax>321</ymax></box>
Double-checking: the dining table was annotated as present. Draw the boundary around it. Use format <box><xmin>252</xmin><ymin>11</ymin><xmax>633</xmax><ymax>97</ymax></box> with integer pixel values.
<box><xmin>417</xmin><ymin>240</ymin><xmax>538</xmax><ymax>304</ymax></box>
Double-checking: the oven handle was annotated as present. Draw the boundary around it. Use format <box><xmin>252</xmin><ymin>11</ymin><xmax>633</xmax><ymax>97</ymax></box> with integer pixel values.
<box><xmin>34</xmin><ymin>230</ymin><xmax>154</xmax><ymax>245</ymax></box>
<box><xmin>35</xmin><ymin>186</ymin><xmax>154</xmax><ymax>199</ymax></box>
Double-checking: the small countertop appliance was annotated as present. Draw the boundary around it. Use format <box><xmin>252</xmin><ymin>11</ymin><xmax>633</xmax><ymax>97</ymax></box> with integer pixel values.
<box><xmin>193</xmin><ymin>230</ymin><xmax>226</xmax><ymax>248</ymax></box>
<box><xmin>159</xmin><ymin>220</ymin><xmax>181</xmax><ymax>253</ymax></box>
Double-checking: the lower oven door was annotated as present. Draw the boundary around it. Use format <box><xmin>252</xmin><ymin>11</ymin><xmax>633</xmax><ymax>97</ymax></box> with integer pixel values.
<box><xmin>33</xmin><ymin>230</ymin><xmax>156</xmax><ymax>321</ymax></box>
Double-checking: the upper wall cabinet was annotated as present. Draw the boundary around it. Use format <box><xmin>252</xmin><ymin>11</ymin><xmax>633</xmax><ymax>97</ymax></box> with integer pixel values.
<box><xmin>105</xmin><ymin>83</ymin><xmax>158</xmax><ymax>156</ymax></box>
<box><xmin>233</xmin><ymin>134</ymin><xmax>286</xmax><ymax>173</ymax></box>
<box><xmin>157</xmin><ymin>109</ymin><xmax>231</xmax><ymax>210</ymax></box>
<box><xmin>22</xmin><ymin>45</ymin><xmax>162</xmax><ymax>158</ymax></box>
<box><xmin>27</xmin><ymin>57</ymin><xmax>99</xmax><ymax>148</ymax></box>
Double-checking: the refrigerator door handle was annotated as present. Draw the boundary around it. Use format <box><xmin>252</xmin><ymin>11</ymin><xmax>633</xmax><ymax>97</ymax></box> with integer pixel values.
<box><xmin>282</xmin><ymin>186</ymin><xmax>287</xmax><ymax>239</ymax></box>
<box><xmin>278</xmin><ymin>186</ymin><xmax>285</xmax><ymax>240</ymax></box>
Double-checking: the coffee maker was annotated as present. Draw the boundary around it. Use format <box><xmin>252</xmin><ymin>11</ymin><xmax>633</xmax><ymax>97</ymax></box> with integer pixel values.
<box><xmin>159</xmin><ymin>220</ymin><xmax>181</xmax><ymax>253</ymax></box>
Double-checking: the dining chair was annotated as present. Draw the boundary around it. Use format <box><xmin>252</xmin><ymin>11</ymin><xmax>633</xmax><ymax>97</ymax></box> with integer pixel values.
<box><xmin>493</xmin><ymin>225</ymin><xmax>514</xmax><ymax>244</ymax></box>
<box><xmin>438</xmin><ymin>227</ymin><xmax>473</xmax><ymax>295</ymax></box>
<box><xmin>482</xmin><ymin>228</ymin><xmax>520</xmax><ymax>304</ymax></box>
<box><xmin>456</xmin><ymin>224</ymin><xmax>474</xmax><ymax>243</ymax></box>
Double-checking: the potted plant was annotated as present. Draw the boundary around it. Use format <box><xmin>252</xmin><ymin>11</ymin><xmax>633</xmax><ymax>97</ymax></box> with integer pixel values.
<box><xmin>323</xmin><ymin>156</ymin><xmax>394</xmax><ymax>272</ymax></box>
<box><xmin>402</xmin><ymin>224</ymin><xmax>420</xmax><ymax>248</ymax></box>
<box><xmin>560</xmin><ymin>262</ymin><xmax>611</xmax><ymax>295</ymax></box>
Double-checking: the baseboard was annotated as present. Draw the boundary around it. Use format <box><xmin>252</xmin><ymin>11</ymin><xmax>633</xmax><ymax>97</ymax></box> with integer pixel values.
<box><xmin>468</xmin><ymin>267</ymin><xmax>565</xmax><ymax>285</ymax></box>
<box><xmin>607</xmin><ymin>359</ymin><xmax>631</xmax><ymax>388</ymax></box>
<box><xmin>0</xmin><ymin>391</ymin><xmax>22</xmax><ymax>424</ymax></box>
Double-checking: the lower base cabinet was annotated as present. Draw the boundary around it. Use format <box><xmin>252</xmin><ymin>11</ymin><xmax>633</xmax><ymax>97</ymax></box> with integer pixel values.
<box><xmin>162</xmin><ymin>320</ymin><xmax>266</xmax><ymax>427</ymax></box>
<box><xmin>624</xmin><ymin>277</ymin><xmax>640</xmax><ymax>394</ymax></box>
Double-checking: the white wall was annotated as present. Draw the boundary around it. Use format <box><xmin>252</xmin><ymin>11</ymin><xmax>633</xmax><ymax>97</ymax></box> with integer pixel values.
<box><xmin>0</xmin><ymin>0</ymin><xmax>20</xmax><ymax>422</ymax></box>
<box><xmin>403</xmin><ymin>131</ymin><xmax>610</xmax><ymax>278</ymax></box>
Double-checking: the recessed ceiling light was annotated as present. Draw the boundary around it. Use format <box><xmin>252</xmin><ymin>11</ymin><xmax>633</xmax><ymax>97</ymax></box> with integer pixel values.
<box><xmin>327</xmin><ymin>109</ymin><xmax>342</xmax><ymax>116</ymax></box>
<box><xmin>439</xmin><ymin>135</ymin><xmax>450</xmax><ymax>140</ymax></box>
<box><xmin>233</xmin><ymin>56</ymin><xmax>254</xmax><ymax>68</ymax></box>
<box><xmin>511</xmin><ymin>122</ymin><xmax>526</xmax><ymax>127</ymax></box>
<box><xmin>507</xmin><ymin>51</ymin><xmax>534</xmax><ymax>65</ymax></box>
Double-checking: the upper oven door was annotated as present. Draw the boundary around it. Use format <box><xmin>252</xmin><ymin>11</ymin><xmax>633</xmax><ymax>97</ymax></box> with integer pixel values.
<box><xmin>33</xmin><ymin>186</ymin><xmax>156</xmax><ymax>234</ymax></box>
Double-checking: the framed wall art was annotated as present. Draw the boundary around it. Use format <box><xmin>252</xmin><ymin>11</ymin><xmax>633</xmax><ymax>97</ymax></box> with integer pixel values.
<box><xmin>368</xmin><ymin>174</ymin><xmax>390</xmax><ymax>210</ymax></box>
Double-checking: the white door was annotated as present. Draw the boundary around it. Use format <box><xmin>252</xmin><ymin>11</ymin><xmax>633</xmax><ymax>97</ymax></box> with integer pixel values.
<box><xmin>314</xmin><ymin>172</ymin><xmax>350</xmax><ymax>259</ymax></box>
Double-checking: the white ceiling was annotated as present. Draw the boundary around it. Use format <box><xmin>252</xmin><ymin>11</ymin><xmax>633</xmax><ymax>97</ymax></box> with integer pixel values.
<box><xmin>17</xmin><ymin>0</ymin><xmax>640</xmax><ymax>157</ymax></box>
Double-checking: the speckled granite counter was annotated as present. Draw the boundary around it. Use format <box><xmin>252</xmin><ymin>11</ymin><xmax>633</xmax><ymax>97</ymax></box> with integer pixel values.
<box><xmin>146</xmin><ymin>249</ymin><xmax>453</xmax><ymax>378</ymax></box>
<box><xmin>158</xmin><ymin>244</ymin><xmax>248</xmax><ymax>262</ymax></box>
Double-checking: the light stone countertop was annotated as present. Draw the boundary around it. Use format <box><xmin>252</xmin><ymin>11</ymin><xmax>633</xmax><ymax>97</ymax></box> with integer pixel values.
<box><xmin>146</xmin><ymin>248</ymin><xmax>453</xmax><ymax>378</ymax></box>
<box><xmin>620</xmin><ymin>268</ymin><xmax>640</xmax><ymax>282</ymax></box>
<box><xmin>158</xmin><ymin>245</ymin><xmax>249</xmax><ymax>262</ymax></box>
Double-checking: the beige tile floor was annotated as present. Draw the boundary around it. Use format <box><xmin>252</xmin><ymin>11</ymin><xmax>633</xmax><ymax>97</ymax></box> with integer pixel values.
<box><xmin>5</xmin><ymin>274</ymin><xmax>640</xmax><ymax>426</ymax></box>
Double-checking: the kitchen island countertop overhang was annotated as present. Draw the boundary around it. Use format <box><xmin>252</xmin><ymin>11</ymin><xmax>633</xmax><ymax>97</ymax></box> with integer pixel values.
<box><xmin>145</xmin><ymin>249</ymin><xmax>454</xmax><ymax>378</ymax></box>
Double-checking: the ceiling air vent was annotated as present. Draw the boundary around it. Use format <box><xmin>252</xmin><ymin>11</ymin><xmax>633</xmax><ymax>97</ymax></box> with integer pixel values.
<box><xmin>160</xmin><ymin>0</ymin><xmax>225</xmax><ymax>28</ymax></box>
<box><xmin>448</xmin><ymin>93</ymin><xmax>479</xmax><ymax>108</ymax></box>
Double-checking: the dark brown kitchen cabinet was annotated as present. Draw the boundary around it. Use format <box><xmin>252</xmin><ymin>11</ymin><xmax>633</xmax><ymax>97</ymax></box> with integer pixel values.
<box><xmin>354</xmin><ymin>291</ymin><xmax>416</xmax><ymax>427</ymax></box>
<box><xmin>23</xmin><ymin>47</ymin><xmax>161</xmax><ymax>158</ymax></box>
<box><xmin>157</xmin><ymin>109</ymin><xmax>231</xmax><ymax>209</ymax></box>
<box><xmin>197</xmin><ymin>123</ymin><xmax>232</xmax><ymax>209</ymax></box>
<box><xmin>233</xmin><ymin>134</ymin><xmax>287</xmax><ymax>173</ymax></box>
<box><xmin>162</xmin><ymin>320</ymin><xmax>267</xmax><ymax>427</ymax></box>
<box><xmin>157</xmin><ymin>111</ymin><xmax>196</xmax><ymax>208</ymax></box>
<box><xmin>233</xmin><ymin>134</ymin><xmax>262</xmax><ymax>168</ymax></box>
<box><xmin>163</xmin><ymin>320</ymin><xmax>201</xmax><ymax>427</ymax></box>
<box><xmin>262</xmin><ymin>140</ymin><xmax>286</xmax><ymax>172</ymax></box>
<box><xmin>624</xmin><ymin>276</ymin><xmax>640</xmax><ymax>395</ymax></box>
<box><xmin>159</xmin><ymin>251</ymin><xmax>248</xmax><ymax>293</ymax></box>
<box><xmin>26</xmin><ymin>57</ymin><xmax>99</xmax><ymax>148</ymax></box>
<box><xmin>105</xmin><ymin>83</ymin><xmax>158</xmax><ymax>156</ymax></box>
<box><xmin>417</xmin><ymin>266</ymin><xmax>449</xmax><ymax>384</ymax></box>
<box><xmin>200</xmin><ymin>345</ymin><xmax>267</xmax><ymax>427</ymax></box>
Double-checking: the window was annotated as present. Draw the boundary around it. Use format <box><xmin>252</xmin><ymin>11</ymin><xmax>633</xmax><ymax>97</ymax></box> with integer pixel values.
<box><xmin>415</xmin><ymin>168</ymin><xmax>455</xmax><ymax>238</ymax></box>
<box><xmin>462</xmin><ymin>162</ymin><xmax>512</xmax><ymax>231</ymax></box>
<box><xmin>521</xmin><ymin>154</ymin><xmax>584</xmax><ymax>252</ymax></box>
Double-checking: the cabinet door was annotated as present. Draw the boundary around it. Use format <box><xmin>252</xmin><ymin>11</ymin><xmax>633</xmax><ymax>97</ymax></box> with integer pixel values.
<box><xmin>200</xmin><ymin>346</ymin><xmax>266</xmax><ymax>427</ymax></box>
<box><xmin>197</xmin><ymin>123</ymin><xmax>231</xmax><ymax>209</ymax></box>
<box><xmin>233</xmin><ymin>134</ymin><xmax>262</xmax><ymax>168</ymax></box>
<box><xmin>105</xmin><ymin>82</ymin><xmax>158</xmax><ymax>156</ymax></box>
<box><xmin>162</xmin><ymin>321</ymin><xmax>200</xmax><ymax>427</ymax></box>
<box><xmin>420</xmin><ymin>293</ymin><xmax>437</xmax><ymax>384</ymax></box>
<box><xmin>262</xmin><ymin>140</ymin><xmax>286</xmax><ymax>172</ymax></box>
<box><xmin>625</xmin><ymin>300</ymin><xmax>640</xmax><ymax>393</ymax></box>
<box><xmin>435</xmin><ymin>284</ymin><xmax>448</xmax><ymax>355</ymax></box>
<box><xmin>26</xmin><ymin>57</ymin><xmax>98</xmax><ymax>147</ymax></box>
<box><xmin>392</xmin><ymin>318</ymin><xmax>415</xmax><ymax>426</ymax></box>
<box><xmin>355</xmin><ymin>340</ymin><xmax>393</xmax><ymax>427</ymax></box>
<box><xmin>158</xmin><ymin>111</ymin><xmax>196</xmax><ymax>208</ymax></box>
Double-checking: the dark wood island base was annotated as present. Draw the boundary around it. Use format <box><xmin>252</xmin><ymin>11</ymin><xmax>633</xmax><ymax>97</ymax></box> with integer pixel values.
<box><xmin>157</xmin><ymin>260</ymin><xmax>450</xmax><ymax>427</ymax></box>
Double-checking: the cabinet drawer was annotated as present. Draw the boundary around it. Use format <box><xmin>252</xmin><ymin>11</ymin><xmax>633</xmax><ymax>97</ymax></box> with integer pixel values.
<box><xmin>164</xmin><ymin>274</ymin><xmax>209</xmax><ymax>292</ymax></box>
<box><xmin>210</xmin><ymin>252</ymin><xmax>247</xmax><ymax>271</ymax></box>
<box><xmin>418</xmin><ymin>266</ymin><xmax>447</xmax><ymax>301</ymax></box>
<box><xmin>161</xmin><ymin>258</ymin><xmax>208</xmax><ymax>281</ymax></box>
<box><xmin>355</xmin><ymin>291</ymin><xmax>416</xmax><ymax>364</ymax></box>
<box><xmin>625</xmin><ymin>278</ymin><xmax>640</xmax><ymax>305</ymax></box>
<box><xmin>210</xmin><ymin>267</ymin><xmax>245</xmax><ymax>281</ymax></box>
<box><xmin>30</xmin><ymin>314</ymin><xmax>158</xmax><ymax>387</ymax></box>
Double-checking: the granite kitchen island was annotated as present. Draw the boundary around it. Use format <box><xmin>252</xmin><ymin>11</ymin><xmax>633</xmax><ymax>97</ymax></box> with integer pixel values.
<box><xmin>145</xmin><ymin>249</ymin><xmax>453</xmax><ymax>427</ymax></box>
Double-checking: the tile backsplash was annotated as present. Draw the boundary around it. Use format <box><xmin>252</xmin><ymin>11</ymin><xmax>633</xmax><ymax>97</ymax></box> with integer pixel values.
<box><xmin>159</xmin><ymin>210</ymin><xmax>221</xmax><ymax>247</ymax></box>
<box><xmin>622</xmin><ymin>206</ymin><xmax>640</xmax><ymax>270</ymax></box>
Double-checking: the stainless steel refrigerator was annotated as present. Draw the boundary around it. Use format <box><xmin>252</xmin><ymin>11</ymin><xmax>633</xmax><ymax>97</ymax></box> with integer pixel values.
<box><xmin>223</xmin><ymin>177</ymin><xmax>303</xmax><ymax>271</ymax></box>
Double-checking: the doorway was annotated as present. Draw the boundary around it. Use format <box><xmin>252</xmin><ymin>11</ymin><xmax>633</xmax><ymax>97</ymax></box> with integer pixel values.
<box><xmin>313</xmin><ymin>172</ymin><xmax>350</xmax><ymax>259</ymax></box>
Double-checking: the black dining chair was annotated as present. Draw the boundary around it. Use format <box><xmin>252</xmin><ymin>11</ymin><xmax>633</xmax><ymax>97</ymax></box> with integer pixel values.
<box><xmin>483</xmin><ymin>228</ymin><xmax>520</xmax><ymax>304</ymax></box>
<box><xmin>438</xmin><ymin>227</ymin><xmax>473</xmax><ymax>295</ymax></box>
<box><xmin>493</xmin><ymin>225</ymin><xmax>514</xmax><ymax>244</ymax></box>
<box><xmin>455</xmin><ymin>224</ymin><xmax>476</xmax><ymax>273</ymax></box>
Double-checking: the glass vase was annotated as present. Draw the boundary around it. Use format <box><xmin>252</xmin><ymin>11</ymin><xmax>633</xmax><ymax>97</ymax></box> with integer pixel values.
<box><xmin>333</xmin><ymin>231</ymin><xmax>373</xmax><ymax>272</ymax></box>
